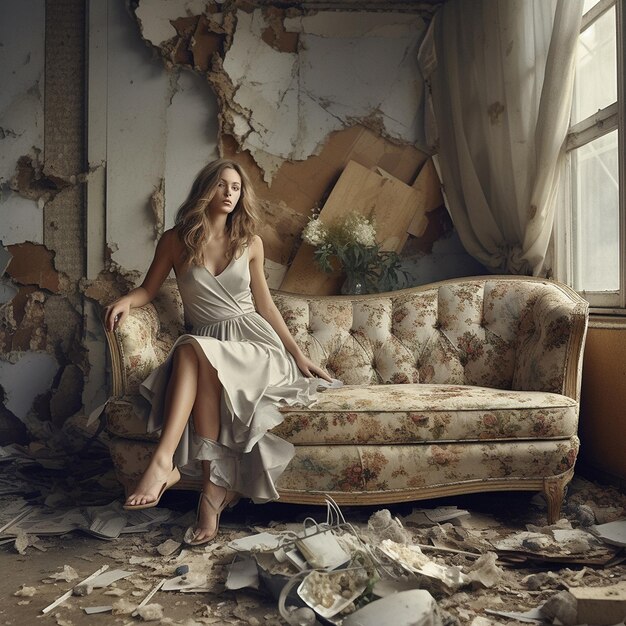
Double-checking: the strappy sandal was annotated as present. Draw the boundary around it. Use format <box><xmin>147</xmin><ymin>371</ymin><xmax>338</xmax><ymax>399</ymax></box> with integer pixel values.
<box><xmin>123</xmin><ymin>466</ymin><xmax>181</xmax><ymax>511</ymax></box>
<box><xmin>183</xmin><ymin>489</ymin><xmax>240</xmax><ymax>546</ymax></box>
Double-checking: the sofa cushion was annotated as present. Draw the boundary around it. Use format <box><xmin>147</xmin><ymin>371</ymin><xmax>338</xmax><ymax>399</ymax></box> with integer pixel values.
<box><xmin>106</xmin><ymin>383</ymin><xmax>577</xmax><ymax>445</ymax></box>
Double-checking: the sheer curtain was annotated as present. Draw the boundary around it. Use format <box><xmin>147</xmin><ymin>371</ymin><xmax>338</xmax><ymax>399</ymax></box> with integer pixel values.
<box><xmin>420</xmin><ymin>0</ymin><xmax>583</xmax><ymax>275</ymax></box>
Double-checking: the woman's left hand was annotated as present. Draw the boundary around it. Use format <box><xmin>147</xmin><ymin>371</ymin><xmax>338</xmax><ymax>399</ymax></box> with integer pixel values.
<box><xmin>295</xmin><ymin>354</ymin><xmax>332</xmax><ymax>382</ymax></box>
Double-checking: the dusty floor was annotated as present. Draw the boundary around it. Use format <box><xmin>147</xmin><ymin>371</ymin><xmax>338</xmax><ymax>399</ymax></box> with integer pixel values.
<box><xmin>1</xmin><ymin>487</ymin><xmax>626</xmax><ymax>625</ymax></box>
<box><xmin>1</xmin><ymin>436</ymin><xmax>625</xmax><ymax>625</ymax></box>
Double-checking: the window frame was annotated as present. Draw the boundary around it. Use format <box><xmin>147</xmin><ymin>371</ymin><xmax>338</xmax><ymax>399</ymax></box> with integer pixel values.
<box><xmin>557</xmin><ymin>0</ymin><xmax>626</xmax><ymax>313</ymax></box>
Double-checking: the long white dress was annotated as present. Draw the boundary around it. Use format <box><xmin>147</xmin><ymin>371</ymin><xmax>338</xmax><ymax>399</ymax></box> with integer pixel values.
<box><xmin>139</xmin><ymin>247</ymin><xmax>320</xmax><ymax>503</ymax></box>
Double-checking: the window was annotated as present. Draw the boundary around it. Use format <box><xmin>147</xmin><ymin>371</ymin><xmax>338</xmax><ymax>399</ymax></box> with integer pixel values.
<box><xmin>557</xmin><ymin>0</ymin><xmax>624</xmax><ymax>310</ymax></box>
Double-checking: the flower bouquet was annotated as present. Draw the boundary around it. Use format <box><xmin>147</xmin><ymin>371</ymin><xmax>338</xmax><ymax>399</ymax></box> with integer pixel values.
<box><xmin>301</xmin><ymin>212</ymin><xmax>408</xmax><ymax>294</ymax></box>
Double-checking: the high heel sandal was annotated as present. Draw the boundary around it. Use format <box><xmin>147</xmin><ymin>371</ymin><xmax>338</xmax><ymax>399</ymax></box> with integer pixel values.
<box><xmin>123</xmin><ymin>466</ymin><xmax>181</xmax><ymax>511</ymax></box>
<box><xmin>183</xmin><ymin>489</ymin><xmax>240</xmax><ymax>546</ymax></box>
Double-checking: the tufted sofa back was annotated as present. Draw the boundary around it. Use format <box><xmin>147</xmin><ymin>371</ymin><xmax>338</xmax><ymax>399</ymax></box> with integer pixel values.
<box><xmin>110</xmin><ymin>276</ymin><xmax>588</xmax><ymax>401</ymax></box>
<box><xmin>272</xmin><ymin>277</ymin><xmax>588</xmax><ymax>398</ymax></box>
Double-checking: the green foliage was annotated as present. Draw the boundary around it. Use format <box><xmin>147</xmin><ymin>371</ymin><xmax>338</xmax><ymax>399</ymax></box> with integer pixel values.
<box><xmin>302</xmin><ymin>213</ymin><xmax>409</xmax><ymax>293</ymax></box>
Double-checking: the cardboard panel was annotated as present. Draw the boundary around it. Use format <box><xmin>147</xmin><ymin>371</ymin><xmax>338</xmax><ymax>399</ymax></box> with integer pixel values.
<box><xmin>407</xmin><ymin>158</ymin><xmax>444</xmax><ymax>238</ymax></box>
<box><xmin>222</xmin><ymin>129</ymin><xmax>427</xmax><ymax>267</ymax></box>
<box><xmin>280</xmin><ymin>160</ymin><xmax>422</xmax><ymax>295</ymax></box>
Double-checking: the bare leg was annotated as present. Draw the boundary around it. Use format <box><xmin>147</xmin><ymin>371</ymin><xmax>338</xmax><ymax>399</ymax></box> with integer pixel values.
<box><xmin>188</xmin><ymin>352</ymin><xmax>234</xmax><ymax>543</ymax></box>
<box><xmin>125</xmin><ymin>343</ymin><xmax>201</xmax><ymax>507</ymax></box>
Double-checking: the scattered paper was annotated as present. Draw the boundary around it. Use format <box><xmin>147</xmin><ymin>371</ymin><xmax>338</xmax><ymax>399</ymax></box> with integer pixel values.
<box><xmin>228</xmin><ymin>532</ymin><xmax>282</xmax><ymax>553</ymax></box>
<box><xmin>9</xmin><ymin>507</ymin><xmax>88</xmax><ymax>536</ymax></box>
<box><xmin>89</xmin><ymin>569</ymin><xmax>133</xmax><ymax>588</ymax></box>
<box><xmin>85</xmin><ymin>503</ymin><xmax>128</xmax><ymax>540</ymax></box>
<box><xmin>83</xmin><ymin>605</ymin><xmax>113</xmax><ymax>614</ymax></box>
<box><xmin>591</xmin><ymin>519</ymin><xmax>626</xmax><ymax>547</ymax></box>
<box><xmin>162</xmin><ymin>572</ymin><xmax>210</xmax><ymax>593</ymax></box>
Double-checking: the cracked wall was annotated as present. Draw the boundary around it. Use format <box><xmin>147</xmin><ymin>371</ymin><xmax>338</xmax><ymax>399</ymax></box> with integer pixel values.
<box><xmin>128</xmin><ymin>0</ymin><xmax>484</xmax><ymax>281</ymax></box>
<box><xmin>0</xmin><ymin>0</ymin><xmax>482</xmax><ymax>449</ymax></box>
<box><xmin>0</xmin><ymin>0</ymin><xmax>88</xmax><ymax>446</ymax></box>
<box><xmin>136</xmin><ymin>3</ymin><xmax>429</xmax><ymax>183</ymax></box>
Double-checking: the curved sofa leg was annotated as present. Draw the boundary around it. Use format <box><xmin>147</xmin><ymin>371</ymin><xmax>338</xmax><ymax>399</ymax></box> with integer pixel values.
<box><xmin>543</xmin><ymin>468</ymin><xmax>575</xmax><ymax>524</ymax></box>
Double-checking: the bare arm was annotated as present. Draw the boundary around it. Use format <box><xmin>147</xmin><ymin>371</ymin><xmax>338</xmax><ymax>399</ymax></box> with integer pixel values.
<box><xmin>104</xmin><ymin>229</ymin><xmax>178</xmax><ymax>332</ymax></box>
<box><xmin>249</xmin><ymin>236</ymin><xmax>331</xmax><ymax>381</ymax></box>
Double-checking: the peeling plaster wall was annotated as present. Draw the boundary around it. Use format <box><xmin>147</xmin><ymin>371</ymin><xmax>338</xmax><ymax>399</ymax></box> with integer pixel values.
<box><xmin>106</xmin><ymin>0</ymin><xmax>220</xmax><ymax>274</ymax></box>
<box><xmin>0</xmin><ymin>2</ymin><xmax>45</xmax><ymax>187</ymax></box>
<box><xmin>164</xmin><ymin>70</ymin><xmax>220</xmax><ymax>230</ymax></box>
<box><xmin>0</xmin><ymin>2</ymin><xmax>49</xmax><ymax>443</ymax></box>
<box><xmin>222</xmin><ymin>9</ymin><xmax>427</xmax><ymax>181</ymax></box>
<box><xmin>0</xmin><ymin>1</ymin><xmax>89</xmax><ymax>446</ymax></box>
<box><xmin>0</xmin><ymin>0</ymin><xmax>46</xmax><ymax>324</ymax></box>
<box><xmin>130</xmin><ymin>0</ymin><xmax>481</xmax><ymax>280</ymax></box>
<box><xmin>0</xmin><ymin>0</ymin><xmax>481</xmax><ymax>449</ymax></box>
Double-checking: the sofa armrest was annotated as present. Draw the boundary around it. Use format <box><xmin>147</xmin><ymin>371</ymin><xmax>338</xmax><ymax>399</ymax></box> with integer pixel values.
<box><xmin>103</xmin><ymin>303</ymin><xmax>162</xmax><ymax>397</ymax></box>
<box><xmin>513</xmin><ymin>285</ymin><xmax>588</xmax><ymax>400</ymax></box>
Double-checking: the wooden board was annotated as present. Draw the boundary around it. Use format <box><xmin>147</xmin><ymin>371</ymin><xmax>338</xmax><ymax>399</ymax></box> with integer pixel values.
<box><xmin>221</xmin><ymin>129</ymin><xmax>426</xmax><ymax>266</ymax></box>
<box><xmin>280</xmin><ymin>160</ymin><xmax>423</xmax><ymax>295</ymax></box>
<box><xmin>406</xmin><ymin>158</ymin><xmax>444</xmax><ymax>237</ymax></box>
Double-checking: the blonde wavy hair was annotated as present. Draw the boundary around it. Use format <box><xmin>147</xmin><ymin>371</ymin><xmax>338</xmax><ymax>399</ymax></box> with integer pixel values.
<box><xmin>175</xmin><ymin>159</ymin><xmax>261</xmax><ymax>266</ymax></box>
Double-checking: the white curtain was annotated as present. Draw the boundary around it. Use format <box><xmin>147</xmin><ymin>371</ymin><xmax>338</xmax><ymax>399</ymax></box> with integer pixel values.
<box><xmin>420</xmin><ymin>0</ymin><xmax>584</xmax><ymax>275</ymax></box>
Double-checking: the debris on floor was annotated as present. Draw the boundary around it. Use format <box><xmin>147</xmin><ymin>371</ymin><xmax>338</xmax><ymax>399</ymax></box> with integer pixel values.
<box><xmin>1</xmin><ymin>441</ymin><xmax>626</xmax><ymax>626</ymax></box>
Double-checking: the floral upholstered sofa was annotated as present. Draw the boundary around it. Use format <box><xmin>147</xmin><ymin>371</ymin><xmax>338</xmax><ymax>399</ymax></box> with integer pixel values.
<box><xmin>104</xmin><ymin>276</ymin><xmax>588</xmax><ymax>523</ymax></box>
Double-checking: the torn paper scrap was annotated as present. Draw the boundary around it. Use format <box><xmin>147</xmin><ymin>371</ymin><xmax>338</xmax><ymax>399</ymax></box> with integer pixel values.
<box><xmin>228</xmin><ymin>531</ymin><xmax>282</xmax><ymax>553</ymax></box>
<box><xmin>590</xmin><ymin>519</ymin><xmax>626</xmax><ymax>547</ymax></box>
<box><xmin>83</xmin><ymin>606</ymin><xmax>113</xmax><ymax>615</ymax></box>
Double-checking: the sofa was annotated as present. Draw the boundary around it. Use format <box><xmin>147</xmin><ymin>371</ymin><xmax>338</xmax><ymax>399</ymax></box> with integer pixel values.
<box><xmin>104</xmin><ymin>276</ymin><xmax>589</xmax><ymax>523</ymax></box>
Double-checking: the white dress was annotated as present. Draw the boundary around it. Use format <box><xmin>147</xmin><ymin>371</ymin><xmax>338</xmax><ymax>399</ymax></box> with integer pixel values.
<box><xmin>140</xmin><ymin>247</ymin><xmax>320</xmax><ymax>503</ymax></box>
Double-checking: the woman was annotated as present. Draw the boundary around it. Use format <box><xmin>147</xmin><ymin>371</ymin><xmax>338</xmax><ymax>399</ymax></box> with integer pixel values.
<box><xmin>104</xmin><ymin>159</ymin><xmax>331</xmax><ymax>546</ymax></box>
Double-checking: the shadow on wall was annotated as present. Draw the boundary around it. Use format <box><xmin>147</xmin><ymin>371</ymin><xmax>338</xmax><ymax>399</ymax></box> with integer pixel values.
<box><xmin>402</xmin><ymin>206</ymin><xmax>489</xmax><ymax>287</ymax></box>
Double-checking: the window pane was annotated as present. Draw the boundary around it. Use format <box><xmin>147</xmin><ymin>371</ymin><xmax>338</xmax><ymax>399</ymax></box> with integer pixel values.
<box><xmin>572</xmin><ymin>7</ymin><xmax>617</xmax><ymax>124</ymax></box>
<box><xmin>572</xmin><ymin>130</ymin><xmax>619</xmax><ymax>292</ymax></box>
<box><xmin>583</xmin><ymin>0</ymin><xmax>601</xmax><ymax>14</ymax></box>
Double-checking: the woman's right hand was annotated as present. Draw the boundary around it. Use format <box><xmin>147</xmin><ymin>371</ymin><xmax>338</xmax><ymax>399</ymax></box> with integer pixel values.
<box><xmin>104</xmin><ymin>297</ymin><xmax>132</xmax><ymax>332</ymax></box>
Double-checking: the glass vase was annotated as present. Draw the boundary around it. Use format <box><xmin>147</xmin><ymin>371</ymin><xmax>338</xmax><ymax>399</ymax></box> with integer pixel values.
<box><xmin>341</xmin><ymin>271</ymin><xmax>368</xmax><ymax>295</ymax></box>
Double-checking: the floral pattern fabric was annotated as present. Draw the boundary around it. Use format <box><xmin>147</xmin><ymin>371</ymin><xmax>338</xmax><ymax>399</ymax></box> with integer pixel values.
<box><xmin>107</xmin><ymin>384</ymin><xmax>578</xmax><ymax>446</ymax></box>
<box><xmin>109</xmin><ymin>436</ymin><xmax>579</xmax><ymax>495</ymax></box>
<box><xmin>106</xmin><ymin>276</ymin><xmax>588</xmax><ymax>500</ymax></box>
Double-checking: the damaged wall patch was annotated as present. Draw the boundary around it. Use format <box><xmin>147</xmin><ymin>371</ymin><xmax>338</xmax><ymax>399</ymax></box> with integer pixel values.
<box><xmin>0</xmin><ymin>351</ymin><xmax>57</xmax><ymax>422</ymax></box>
<box><xmin>221</xmin><ymin>9</ymin><xmax>427</xmax><ymax>180</ymax></box>
<box><xmin>133</xmin><ymin>3</ymin><xmax>428</xmax><ymax>182</ymax></box>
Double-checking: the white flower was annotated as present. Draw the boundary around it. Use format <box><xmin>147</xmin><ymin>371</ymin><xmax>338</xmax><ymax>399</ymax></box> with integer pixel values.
<box><xmin>344</xmin><ymin>213</ymin><xmax>376</xmax><ymax>247</ymax></box>
<box><xmin>302</xmin><ymin>218</ymin><xmax>328</xmax><ymax>247</ymax></box>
